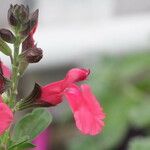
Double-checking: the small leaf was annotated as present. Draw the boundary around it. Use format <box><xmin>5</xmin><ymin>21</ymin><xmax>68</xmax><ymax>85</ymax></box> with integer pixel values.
<box><xmin>9</xmin><ymin>142</ymin><xmax>35</xmax><ymax>150</ymax></box>
<box><xmin>0</xmin><ymin>38</ymin><xmax>12</xmax><ymax>56</ymax></box>
<box><xmin>16</xmin><ymin>142</ymin><xmax>35</xmax><ymax>150</ymax></box>
<box><xmin>8</xmin><ymin>136</ymin><xmax>30</xmax><ymax>150</ymax></box>
<box><xmin>12</xmin><ymin>108</ymin><xmax>52</xmax><ymax>141</ymax></box>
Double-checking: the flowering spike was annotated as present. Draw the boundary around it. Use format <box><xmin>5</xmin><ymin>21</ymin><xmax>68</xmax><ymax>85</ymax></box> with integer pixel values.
<box><xmin>1</xmin><ymin>2</ymin><xmax>105</xmax><ymax>141</ymax></box>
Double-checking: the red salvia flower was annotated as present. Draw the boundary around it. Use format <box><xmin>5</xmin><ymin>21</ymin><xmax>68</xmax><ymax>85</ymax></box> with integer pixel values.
<box><xmin>0</xmin><ymin>61</ymin><xmax>11</xmax><ymax>94</ymax></box>
<box><xmin>41</xmin><ymin>68</ymin><xmax>90</xmax><ymax>105</ymax></box>
<box><xmin>18</xmin><ymin>68</ymin><xmax>105</xmax><ymax>135</ymax></box>
<box><xmin>40</xmin><ymin>68</ymin><xmax>105</xmax><ymax>135</ymax></box>
<box><xmin>0</xmin><ymin>96</ymin><xmax>13</xmax><ymax>135</ymax></box>
<box><xmin>0</xmin><ymin>61</ymin><xmax>11</xmax><ymax>79</ymax></box>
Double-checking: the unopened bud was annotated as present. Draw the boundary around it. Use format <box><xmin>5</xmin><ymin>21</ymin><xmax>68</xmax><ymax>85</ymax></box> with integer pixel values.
<box><xmin>7</xmin><ymin>5</ymin><xmax>18</xmax><ymax>26</ymax></box>
<box><xmin>7</xmin><ymin>4</ymin><xmax>29</xmax><ymax>27</ymax></box>
<box><xmin>30</xmin><ymin>9</ymin><xmax>39</xmax><ymax>33</ymax></box>
<box><xmin>23</xmin><ymin>47</ymin><xmax>43</xmax><ymax>63</ymax></box>
<box><xmin>17</xmin><ymin>4</ymin><xmax>29</xmax><ymax>23</ymax></box>
<box><xmin>0</xmin><ymin>29</ymin><xmax>15</xmax><ymax>43</ymax></box>
<box><xmin>21</xmin><ymin>9</ymin><xmax>39</xmax><ymax>36</ymax></box>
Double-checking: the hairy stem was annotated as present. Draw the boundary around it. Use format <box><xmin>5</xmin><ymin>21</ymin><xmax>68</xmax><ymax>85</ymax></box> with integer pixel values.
<box><xmin>10</xmin><ymin>34</ymin><xmax>21</xmax><ymax>107</ymax></box>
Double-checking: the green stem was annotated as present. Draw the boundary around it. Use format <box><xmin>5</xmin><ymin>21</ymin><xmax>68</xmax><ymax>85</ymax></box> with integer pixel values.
<box><xmin>2</xmin><ymin>34</ymin><xmax>21</xmax><ymax>149</ymax></box>
<box><xmin>0</xmin><ymin>131</ymin><xmax>10</xmax><ymax>150</ymax></box>
<box><xmin>10</xmin><ymin>35</ymin><xmax>21</xmax><ymax>107</ymax></box>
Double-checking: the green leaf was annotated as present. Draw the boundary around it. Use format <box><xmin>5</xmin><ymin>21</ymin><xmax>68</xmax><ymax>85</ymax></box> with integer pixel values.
<box><xmin>9</xmin><ymin>143</ymin><xmax>35</xmax><ymax>150</ymax></box>
<box><xmin>9</xmin><ymin>141</ymin><xmax>35</xmax><ymax>150</ymax></box>
<box><xmin>16</xmin><ymin>142</ymin><xmax>35</xmax><ymax>150</ymax></box>
<box><xmin>0</xmin><ymin>38</ymin><xmax>12</xmax><ymax>56</ymax></box>
<box><xmin>128</xmin><ymin>137</ymin><xmax>150</xmax><ymax>150</ymax></box>
<box><xmin>12</xmin><ymin>108</ymin><xmax>52</xmax><ymax>141</ymax></box>
<box><xmin>8</xmin><ymin>136</ymin><xmax>30</xmax><ymax>150</ymax></box>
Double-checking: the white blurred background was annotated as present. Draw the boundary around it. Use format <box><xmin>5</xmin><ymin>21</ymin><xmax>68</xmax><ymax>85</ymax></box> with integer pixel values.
<box><xmin>0</xmin><ymin>0</ymin><xmax>150</xmax><ymax>70</ymax></box>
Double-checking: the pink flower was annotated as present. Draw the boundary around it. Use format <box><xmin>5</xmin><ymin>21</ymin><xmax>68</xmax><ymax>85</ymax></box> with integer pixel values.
<box><xmin>41</xmin><ymin>68</ymin><xmax>90</xmax><ymax>105</ymax></box>
<box><xmin>0</xmin><ymin>61</ymin><xmax>11</xmax><ymax>93</ymax></box>
<box><xmin>0</xmin><ymin>96</ymin><xmax>13</xmax><ymax>135</ymax></box>
<box><xmin>40</xmin><ymin>68</ymin><xmax>105</xmax><ymax>135</ymax></box>
<box><xmin>0</xmin><ymin>61</ymin><xmax>11</xmax><ymax>79</ymax></box>
<box><xmin>0</xmin><ymin>62</ymin><xmax>13</xmax><ymax>135</ymax></box>
<box><xmin>65</xmin><ymin>84</ymin><xmax>105</xmax><ymax>135</ymax></box>
<box><xmin>65</xmin><ymin>68</ymin><xmax>90</xmax><ymax>83</ymax></box>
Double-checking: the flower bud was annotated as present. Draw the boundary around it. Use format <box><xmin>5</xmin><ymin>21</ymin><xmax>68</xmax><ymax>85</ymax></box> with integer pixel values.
<box><xmin>7</xmin><ymin>5</ymin><xmax>18</xmax><ymax>26</ymax></box>
<box><xmin>21</xmin><ymin>9</ymin><xmax>39</xmax><ymax>36</ymax></box>
<box><xmin>0</xmin><ymin>29</ymin><xmax>15</xmax><ymax>43</ymax></box>
<box><xmin>23</xmin><ymin>47</ymin><xmax>43</xmax><ymax>63</ymax></box>
<box><xmin>30</xmin><ymin>9</ymin><xmax>39</xmax><ymax>33</ymax></box>
<box><xmin>13</xmin><ymin>4</ymin><xmax>29</xmax><ymax>23</ymax></box>
<box><xmin>17</xmin><ymin>4</ymin><xmax>29</xmax><ymax>23</ymax></box>
<box><xmin>7</xmin><ymin>4</ymin><xmax>29</xmax><ymax>27</ymax></box>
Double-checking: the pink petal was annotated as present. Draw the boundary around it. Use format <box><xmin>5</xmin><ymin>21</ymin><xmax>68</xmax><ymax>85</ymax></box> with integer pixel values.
<box><xmin>0</xmin><ymin>102</ymin><xmax>13</xmax><ymax>135</ymax></box>
<box><xmin>65</xmin><ymin>84</ymin><xmax>105</xmax><ymax>135</ymax></box>
<box><xmin>65</xmin><ymin>68</ymin><xmax>90</xmax><ymax>83</ymax></box>
<box><xmin>1</xmin><ymin>62</ymin><xmax>11</xmax><ymax>79</ymax></box>
<box><xmin>41</xmin><ymin>80</ymin><xmax>65</xmax><ymax>105</ymax></box>
<box><xmin>0</xmin><ymin>96</ymin><xmax>3</xmax><ymax>103</ymax></box>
